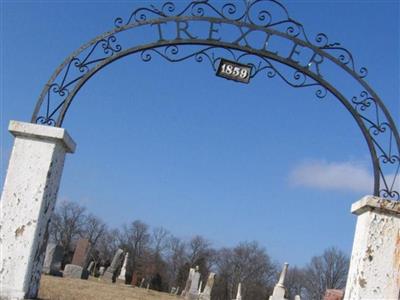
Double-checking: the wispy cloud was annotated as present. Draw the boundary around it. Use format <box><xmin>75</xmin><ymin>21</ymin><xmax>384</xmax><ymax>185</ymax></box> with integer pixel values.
<box><xmin>289</xmin><ymin>160</ymin><xmax>374</xmax><ymax>193</ymax></box>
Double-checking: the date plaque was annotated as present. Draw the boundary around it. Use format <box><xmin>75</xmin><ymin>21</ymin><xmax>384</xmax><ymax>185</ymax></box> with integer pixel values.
<box><xmin>216</xmin><ymin>58</ymin><xmax>252</xmax><ymax>83</ymax></box>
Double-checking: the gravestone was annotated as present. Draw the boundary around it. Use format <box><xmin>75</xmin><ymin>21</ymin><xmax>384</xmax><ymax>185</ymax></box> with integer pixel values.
<box><xmin>63</xmin><ymin>239</ymin><xmax>91</xmax><ymax>280</ymax></box>
<box><xmin>63</xmin><ymin>264</ymin><xmax>89</xmax><ymax>279</ymax></box>
<box><xmin>174</xmin><ymin>287</ymin><xmax>180</xmax><ymax>295</ymax></box>
<box><xmin>102</xmin><ymin>248</ymin><xmax>124</xmax><ymax>283</ymax></box>
<box><xmin>139</xmin><ymin>278</ymin><xmax>145</xmax><ymax>288</ymax></box>
<box><xmin>234</xmin><ymin>283</ymin><xmax>242</xmax><ymax>300</ymax></box>
<box><xmin>182</xmin><ymin>267</ymin><xmax>195</xmax><ymax>296</ymax></box>
<box><xmin>324</xmin><ymin>290</ymin><xmax>344</xmax><ymax>300</ymax></box>
<box><xmin>131</xmin><ymin>271</ymin><xmax>138</xmax><ymax>286</ymax></box>
<box><xmin>99</xmin><ymin>266</ymin><xmax>105</xmax><ymax>276</ymax></box>
<box><xmin>189</xmin><ymin>269</ymin><xmax>200</xmax><ymax>293</ymax></box>
<box><xmin>71</xmin><ymin>239</ymin><xmax>91</xmax><ymax>268</ymax></box>
<box><xmin>269</xmin><ymin>263</ymin><xmax>289</xmax><ymax>300</ymax></box>
<box><xmin>117</xmin><ymin>252</ymin><xmax>129</xmax><ymax>283</ymax></box>
<box><xmin>87</xmin><ymin>261</ymin><xmax>95</xmax><ymax>274</ymax></box>
<box><xmin>186</xmin><ymin>266</ymin><xmax>201</xmax><ymax>300</ymax></box>
<box><xmin>199</xmin><ymin>272</ymin><xmax>215</xmax><ymax>300</ymax></box>
<box><xmin>42</xmin><ymin>243</ymin><xmax>63</xmax><ymax>276</ymax></box>
<box><xmin>198</xmin><ymin>280</ymin><xmax>203</xmax><ymax>294</ymax></box>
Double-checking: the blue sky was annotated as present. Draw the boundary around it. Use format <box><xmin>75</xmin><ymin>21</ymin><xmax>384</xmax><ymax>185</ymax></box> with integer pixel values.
<box><xmin>1</xmin><ymin>0</ymin><xmax>399</xmax><ymax>266</ymax></box>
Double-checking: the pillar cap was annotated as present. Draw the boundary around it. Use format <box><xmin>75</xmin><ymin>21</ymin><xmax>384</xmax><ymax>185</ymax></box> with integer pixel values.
<box><xmin>351</xmin><ymin>195</ymin><xmax>400</xmax><ymax>216</ymax></box>
<box><xmin>8</xmin><ymin>120</ymin><xmax>76</xmax><ymax>153</ymax></box>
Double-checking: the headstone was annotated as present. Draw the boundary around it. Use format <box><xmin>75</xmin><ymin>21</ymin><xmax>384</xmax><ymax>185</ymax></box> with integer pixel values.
<box><xmin>71</xmin><ymin>239</ymin><xmax>91</xmax><ymax>268</ymax></box>
<box><xmin>64</xmin><ymin>240</ymin><xmax>91</xmax><ymax>281</ymax></box>
<box><xmin>131</xmin><ymin>272</ymin><xmax>138</xmax><ymax>286</ymax></box>
<box><xmin>294</xmin><ymin>295</ymin><xmax>301</xmax><ymax>300</ymax></box>
<box><xmin>139</xmin><ymin>277</ymin><xmax>145</xmax><ymax>288</ymax></box>
<box><xmin>42</xmin><ymin>243</ymin><xmax>63</xmax><ymax>276</ymax></box>
<box><xmin>182</xmin><ymin>267</ymin><xmax>195</xmax><ymax>297</ymax></box>
<box><xmin>117</xmin><ymin>252</ymin><xmax>129</xmax><ymax>283</ymax></box>
<box><xmin>199</xmin><ymin>272</ymin><xmax>215</xmax><ymax>300</ymax></box>
<box><xmin>175</xmin><ymin>287</ymin><xmax>180</xmax><ymax>295</ymax></box>
<box><xmin>269</xmin><ymin>262</ymin><xmax>289</xmax><ymax>300</ymax></box>
<box><xmin>171</xmin><ymin>287</ymin><xmax>176</xmax><ymax>294</ymax></box>
<box><xmin>324</xmin><ymin>289</ymin><xmax>344</xmax><ymax>300</ymax></box>
<box><xmin>102</xmin><ymin>248</ymin><xmax>124</xmax><ymax>283</ymax></box>
<box><xmin>63</xmin><ymin>264</ymin><xmax>89</xmax><ymax>279</ymax></box>
<box><xmin>198</xmin><ymin>280</ymin><xmax>203</xmax><ymax>294</ymax></box>
<box><xmin>99</xmin><ymin>266</ymin><xmax>105</xmax><ymax>275</ymax></box>
<box><xmin>87</xmin><ymin>261</ymin><xmax>95</xmax><ymax>274</ymax></box>
<box><xmin>189</xmin><ymin>269</ymin><xmax>200</xmax><ymax>294</ymax></box>
<box><xmin>186</xmin><ymin>266</ymin><xmax>201</xmax><ymax>300</ymax></box>
<box><xmin>234</xmin><ymin>283</ymin><xmax>242</xmax><ymax>300</ymax></box>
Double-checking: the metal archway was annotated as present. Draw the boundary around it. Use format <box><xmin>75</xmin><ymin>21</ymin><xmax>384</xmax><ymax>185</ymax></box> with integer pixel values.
<box><xmin>31</xmin><ymin>0</ymin><xmax>399</xmax><ymax>200</ymax></box>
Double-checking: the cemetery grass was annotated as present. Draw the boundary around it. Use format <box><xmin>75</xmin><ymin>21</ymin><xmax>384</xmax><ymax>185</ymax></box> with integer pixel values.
<box><xmin>38</xmin><ymin>275</ymin><xmax>178</xmax><ymax>300</ymax></box>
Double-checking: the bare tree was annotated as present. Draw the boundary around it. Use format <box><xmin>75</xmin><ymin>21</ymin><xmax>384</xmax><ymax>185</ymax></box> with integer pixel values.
<box><xmin>166</xmin><ymin>236</ymin><xmax>187</xmax><ymax>288</ymax></box>
<box><xmin>149</xmin><ymin>227</ymin><xmax>170</xmax><ymax>291</ymax></box>
<box><xmin>83</xmin><ymin>214</ymin><xmax>107</xmax><ymax>247</ymax></box>
<box><xmin>285</xmin><ymin>266</ymin><xmax>306</xmax><ymax>299</ymax></box>
<box><xmin>118</xmin><ymin>220</ymin><xmax>151</xmax><ymax>280</ymax></box>
<box><xmin>152</xmin><ymin>227</ymin><xmax>170</xmax><ymax>256</ymax></box>
<box><xmin>49</xmin><ymin>201</ymin><xmax>350</xmax><ymax>300</ymax></box>
<box><xmin>302</xmin><ymin>247</ymin><xmax>349</xmax><ymax>300</ymax></box>
<box><xmin>187</xmin><ymin>235</ymin><xmax>216</xmax><ymax>282</ymax></box>
<box><xmin>187</xmin><ymin>235</ymin><xmax>212</xmax><ymax>264</ymax></box>
<box><xmin>95</xmin><ymin>228</ymin><xmax>120</xmax><ymax>267</ymax></box>
<box><xmin>213</xmin><ymin>241</ymin><xmax>277</xmax><ymax>300</ymax></box>
<box><xmin>171</xmin><ymin>235</ymin><xmax>215</xmax><ymax>291</ymax></box>
<box><xmin>49</xmin><ymin>200</ymin><xmax>87</xmax><ymax>266</ymax></box>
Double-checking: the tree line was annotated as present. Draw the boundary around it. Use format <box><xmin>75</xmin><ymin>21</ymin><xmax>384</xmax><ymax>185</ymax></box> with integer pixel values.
<box><xmin>49</xmin><ymin>200</ymin><xmax>349</xmax><ymax>300</ymax></box>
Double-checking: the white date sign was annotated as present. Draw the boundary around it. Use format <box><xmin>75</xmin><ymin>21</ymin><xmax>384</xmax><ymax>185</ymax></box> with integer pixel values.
<box><xmin>216</xmin><ymin>59</ymin><xmax>252</xmax><ymax>83</ymax></box>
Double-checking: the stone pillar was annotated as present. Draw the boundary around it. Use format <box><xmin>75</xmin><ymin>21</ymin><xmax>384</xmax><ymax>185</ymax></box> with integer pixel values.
<box><xmin>344</xmin><ymin>195</ymin><xmax>400</xmax><ymax>300</ymax></box>
<box><xmin>0</xmin><ymin>121</ymin><xmax>75</xmax><ymax>300</ymax></box>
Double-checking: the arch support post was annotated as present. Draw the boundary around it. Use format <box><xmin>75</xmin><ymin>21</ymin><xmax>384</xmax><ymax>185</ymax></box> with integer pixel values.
<box><xmin>344</xmin><ymin>195</ymin><xmax>400</xmax><ymax>299</ymax></box>
<box><xmin>0</xmin><ymin>121</ymin><xmax>75</xmax><ymax>300</ymax></box>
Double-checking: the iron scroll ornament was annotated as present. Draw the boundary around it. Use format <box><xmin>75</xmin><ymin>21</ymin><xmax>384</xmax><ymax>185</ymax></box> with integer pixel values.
<box><xmin>31</xmin><ymin>0</ymin><xmax>399</xmax><ymax>200</ymax></box>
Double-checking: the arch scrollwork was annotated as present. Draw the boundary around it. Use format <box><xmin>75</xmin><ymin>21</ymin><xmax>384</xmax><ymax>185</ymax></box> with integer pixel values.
<box><xmin>31</xmin><ymin>0</ymin><xmax>399</xmax><ymax>200</ymax></box>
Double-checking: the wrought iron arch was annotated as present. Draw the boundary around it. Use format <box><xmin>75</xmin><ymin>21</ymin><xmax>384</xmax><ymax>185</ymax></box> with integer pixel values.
<box><xmin>31</xmin><ymin>0</ymin><xmax>399</xmax><ymax>200</ymax></box>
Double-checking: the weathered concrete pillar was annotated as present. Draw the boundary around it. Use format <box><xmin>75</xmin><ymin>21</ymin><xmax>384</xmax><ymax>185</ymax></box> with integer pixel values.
<box><xmin>0</xmin><ymin>120</ymin><xmax>75</xmax><ymax>300</ymax></box>
<box><xmin>344</xmin><ymin>195</ymin><xmax>400</xmax><ymax>300</ymax></box>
